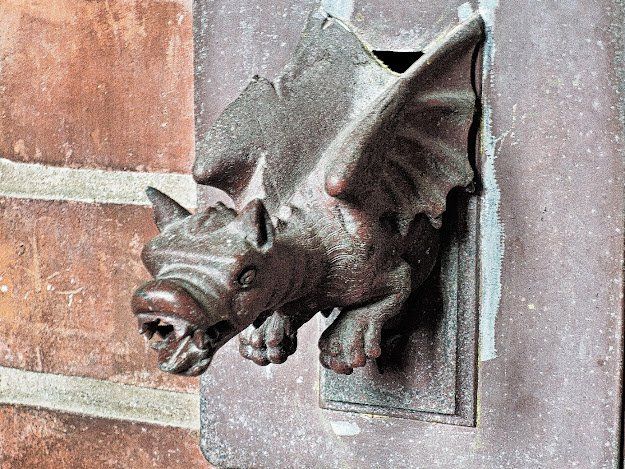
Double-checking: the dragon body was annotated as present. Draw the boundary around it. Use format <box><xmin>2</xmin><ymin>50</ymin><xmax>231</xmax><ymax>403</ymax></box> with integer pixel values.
<box><xmin>131</xmin><ymin>8</ymin><xmax>483</xmax><ymax>376</ymax></box>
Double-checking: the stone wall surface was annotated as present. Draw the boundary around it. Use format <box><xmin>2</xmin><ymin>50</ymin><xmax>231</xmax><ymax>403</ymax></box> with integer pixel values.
<box><xmin>5</xmin><ymin>0</ymin><xmax>624</xmax><ymax>467</ymax></box>
<box><xmin>0</xmin><ymin>0</ymin><xmax>209</xmax><ymax>466</ymax></box>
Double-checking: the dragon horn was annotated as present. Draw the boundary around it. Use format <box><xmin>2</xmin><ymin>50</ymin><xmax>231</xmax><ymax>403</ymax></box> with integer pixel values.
<box><xmin>145</xmin><ymin>187</ymin><xmax>191</xmax><ymax>231</ymax></box>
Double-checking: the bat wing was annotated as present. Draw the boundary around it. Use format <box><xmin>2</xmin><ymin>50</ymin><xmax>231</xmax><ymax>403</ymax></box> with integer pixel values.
<box><xmin>193</xmin><ymin>8</ymin><xmax>395</xmax><ymax>212</ymax></box>
<box><xmin>324</xmin><ymin>14</ymin><xmax>484</xmax><ymax>232</ymax></box>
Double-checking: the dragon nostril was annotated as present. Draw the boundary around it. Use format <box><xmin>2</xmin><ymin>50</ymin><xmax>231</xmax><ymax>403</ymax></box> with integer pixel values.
<box><xmin>132</xmin><ymin>279</ymin><xmax>211</xmax><ymax>330</ymax></box>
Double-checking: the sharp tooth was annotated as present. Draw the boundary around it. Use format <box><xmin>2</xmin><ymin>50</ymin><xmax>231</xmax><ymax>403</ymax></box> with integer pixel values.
<box><xmin>151</xmin><ymin>340</ymin><xmax>167</xmax><ymax>351</ymax></box>
<box><xmin>174</xmin><ymin>323</ymin><xmax>189</xmax><ymax>338</ymax></box>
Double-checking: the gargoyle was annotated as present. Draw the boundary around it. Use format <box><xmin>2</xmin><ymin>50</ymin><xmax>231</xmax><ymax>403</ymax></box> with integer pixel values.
<box><xmin>131</xmin><ymin>8</ymin><xmax>483</xmax><ymax>376</ymax></box>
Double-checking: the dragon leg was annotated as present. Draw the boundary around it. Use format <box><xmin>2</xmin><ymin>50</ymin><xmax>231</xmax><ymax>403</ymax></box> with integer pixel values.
<box><xmin>239</xmin><ymin>309</ymin><xmax>313</xmax><ymax>366</ymax></box>
<box><xmin>318</xmin><ymin>263</ymin><xmax>411</xmax><ymax>375</ymax></box>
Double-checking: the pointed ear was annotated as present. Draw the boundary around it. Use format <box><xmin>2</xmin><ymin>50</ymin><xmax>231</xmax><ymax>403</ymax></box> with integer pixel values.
<box><xmin>146</xmin><ymin>187</ymin><xmax>191</xmax><ymax>232</ymax></box>
<box><xmin>239</xmin><ymin>199</ymin><xmax>275</xmax><ymax>251</ymax></box>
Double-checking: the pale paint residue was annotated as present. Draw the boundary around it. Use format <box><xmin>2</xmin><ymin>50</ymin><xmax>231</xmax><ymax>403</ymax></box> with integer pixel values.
<box><xmin>478</xmin><ymin>0</ymin><xmax>503</xmax><ymax>361</ymax></box>
<box><xmin>330</xmin><ymin>420</ymin><xmax>361</xmax><ymax>437</ymax></box>
<box><xmin>479</xmin><ymin>0</ymin><xmax>499</xmax><ymax>28</ymax></box>
<box><xmin>457</xmin><ymin>3</ymin><xmax>474</xmax><ymax>21</ymax></box>
<box><xmin>240</xmin><ymin>153</ymin><xmax>267</xmax><ymax>207</ymax></box>
<box><xmin>321</xmin><ymin>0</ymin><xmax>354</xmax><ymax>21</ymax></box>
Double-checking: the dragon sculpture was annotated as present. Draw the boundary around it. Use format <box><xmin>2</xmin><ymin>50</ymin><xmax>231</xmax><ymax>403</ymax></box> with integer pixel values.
<box><xmin>131</xmin><ymin>8</ymin><xmax>483</xmax><ymax>376</ymax></box>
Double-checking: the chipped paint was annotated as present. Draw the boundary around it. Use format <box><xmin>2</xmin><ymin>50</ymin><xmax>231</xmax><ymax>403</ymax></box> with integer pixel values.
<box><xmin>330</xmin><ymin>420</ymin><xmax>361</xmax><ymax>436</ymax></box>
<box><xmin>321</xmin><ymin>0</ymin><xmax>354</xmax><ymax>22</ymax></box>
<box><xmin>478</xmin><ymin>0</ymin><xmax>499</xmax><ymax>28</ymax></box>
<box><xmin>240</xmin><ymin>153</ymin><xmax>268</xmax><ymax>207</ymax></box>
<box><xmin>478</xmin><ymin>0</ymin><xmax>503</xmax><ymax>361</ymax></box>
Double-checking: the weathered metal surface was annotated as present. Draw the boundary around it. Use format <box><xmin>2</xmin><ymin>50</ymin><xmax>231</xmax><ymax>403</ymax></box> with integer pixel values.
<box><xmin>130</xmin><ymin>7</ymin><xmax>482</xmax><ymax>378</ymax></box>
<box><xmin>193</xmin><ymin>0</ymin><xmax>625</xmax><ymax>467</ymax></box>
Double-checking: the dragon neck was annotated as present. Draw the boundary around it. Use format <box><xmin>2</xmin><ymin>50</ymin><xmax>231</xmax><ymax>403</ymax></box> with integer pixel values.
<box><xmin>271</xmin><ymin>206</ymin><xmax>326</xmax><ymax>305</ymax></box>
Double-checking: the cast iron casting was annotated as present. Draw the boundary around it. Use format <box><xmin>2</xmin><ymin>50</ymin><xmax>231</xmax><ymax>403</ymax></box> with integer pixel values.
<box><xmin>131</xmin><ymin>8</ymin><xmax>484</xmax><ymax>377</ymax></box>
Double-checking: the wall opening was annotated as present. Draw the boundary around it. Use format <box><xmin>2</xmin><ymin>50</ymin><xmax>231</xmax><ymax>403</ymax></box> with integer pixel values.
<box><xmin>372</xmin><ymin>50</ymin><xmax>424</xmax><ymax>73</ymax></box>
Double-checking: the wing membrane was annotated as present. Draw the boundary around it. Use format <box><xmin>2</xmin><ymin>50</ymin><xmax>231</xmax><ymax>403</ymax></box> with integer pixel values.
<box><xmin>324</xmin><ymin>14</ymin><xmax>484</xmax><ymax>230</ymax></box>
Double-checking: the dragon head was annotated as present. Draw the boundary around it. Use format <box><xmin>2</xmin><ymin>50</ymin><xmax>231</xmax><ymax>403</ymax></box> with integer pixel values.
<box><xmin>131</xmin><ymin>187</ymin><xmax>287</xmax><ymax>376</ymax></box>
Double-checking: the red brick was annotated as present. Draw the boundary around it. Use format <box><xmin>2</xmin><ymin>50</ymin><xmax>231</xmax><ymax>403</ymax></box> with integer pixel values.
<box><xmin>0</xmin><ymin>0</ymin><xmax>193</xmax><ymax>173</ymax></box>
<box><xmin>0</xmin><ymin>406</ymin><xmax>210</xmax><ymax>469</ymax></box>
<box><xmin>0</xmin><ymin>197</ymin><xmax>198</xmax><ymax>392</ymax></box>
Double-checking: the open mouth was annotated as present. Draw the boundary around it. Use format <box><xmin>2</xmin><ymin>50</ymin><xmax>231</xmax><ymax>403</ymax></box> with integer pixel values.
<box><xmin>131</xmin><ymin>278</ymin><xmax>238</xmax><ymax>376</ymax></box>
<box><xmin>137</xmin><ymin>313</ymin><xmax>236</xmax><ymax>376</ymax></box>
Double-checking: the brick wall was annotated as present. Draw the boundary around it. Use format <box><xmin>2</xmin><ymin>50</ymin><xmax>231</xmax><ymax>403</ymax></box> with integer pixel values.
<box><xmin>0</xmin><ymin>1</ymin><xmax>209</xmax><ymax>466</ymax></box>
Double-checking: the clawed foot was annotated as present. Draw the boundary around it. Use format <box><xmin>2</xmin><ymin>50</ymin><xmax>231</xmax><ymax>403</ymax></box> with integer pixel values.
<box><xmin>239</xmin><ymin>312</ymin><xmax>298</xmax><ymax>366</ymax></box>
<box><xmin>318</xmin><ymin>316</ymin><xmax>383</xmax><ymax>375</ymax></box>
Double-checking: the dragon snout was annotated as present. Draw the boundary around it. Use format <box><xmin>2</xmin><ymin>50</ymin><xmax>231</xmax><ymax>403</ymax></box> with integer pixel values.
<box><xmin>131</xmin><ymin>279</ymin><xmax>235</xmax><ymax>376</ymax></box>
<box><xmin>132</xmin><ymin>279</ymin><xmax>211</xmax><ymax>329</ymax></box>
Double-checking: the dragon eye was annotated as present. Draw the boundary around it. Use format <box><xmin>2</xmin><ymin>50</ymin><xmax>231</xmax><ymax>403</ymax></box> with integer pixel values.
<box><xmin>237</xmin><ymin>266</ymin><xmax>257</xmax><ymax>287</ymax></box>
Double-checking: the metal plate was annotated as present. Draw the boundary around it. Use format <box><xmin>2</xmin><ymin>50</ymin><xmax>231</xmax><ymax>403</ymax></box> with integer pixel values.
<box><xmin>320</xmin><ymin>193</ymin><xmax>478</xmax><ymax>425</ymax></box>
<box><xmin>197</xmin><ymin>1</ymin><xmax>625</xmax><ymax>467</ymax></box>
